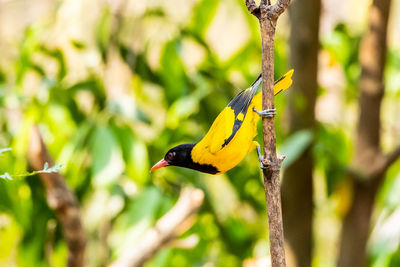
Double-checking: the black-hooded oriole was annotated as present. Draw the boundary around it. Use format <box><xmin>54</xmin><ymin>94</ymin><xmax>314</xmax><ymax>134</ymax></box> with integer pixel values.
<box><xmin>151</xmin><ymin>70</ymin><xmax>293</xmax><ymax>174</ymax></box>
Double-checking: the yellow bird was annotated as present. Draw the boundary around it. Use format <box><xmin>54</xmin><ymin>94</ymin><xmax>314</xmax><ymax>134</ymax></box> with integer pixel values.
<box><xmin>151</xmin><ymin>70</ymin><xmax>294</xmax><ymax>174</ymax></box>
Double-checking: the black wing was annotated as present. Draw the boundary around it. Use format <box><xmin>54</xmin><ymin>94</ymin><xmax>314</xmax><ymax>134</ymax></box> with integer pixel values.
<box><xmin>221</xmin><ymin>74</ymin><xmax>262</xmax><ymax>148</ymax></box>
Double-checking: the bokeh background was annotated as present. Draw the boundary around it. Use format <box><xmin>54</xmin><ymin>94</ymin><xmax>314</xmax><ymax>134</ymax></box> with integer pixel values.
<box><xmin>0</xmin><ymin>0</ymin><xmax>400</xmax><ymax>266</ymax></box>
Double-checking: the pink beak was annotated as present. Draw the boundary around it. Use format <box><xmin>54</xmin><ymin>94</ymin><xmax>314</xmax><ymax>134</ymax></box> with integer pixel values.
<box><xmin>150</xmin><ymin>159</ymin><xmax>169</xmax><ymax>172</ymax></box>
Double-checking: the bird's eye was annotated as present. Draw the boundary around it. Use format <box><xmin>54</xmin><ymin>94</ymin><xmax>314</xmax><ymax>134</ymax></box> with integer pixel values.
<box><xmin>167</xmin><ymin>152</ymin><xmax>175</xmax><ymax>160</ymax></box>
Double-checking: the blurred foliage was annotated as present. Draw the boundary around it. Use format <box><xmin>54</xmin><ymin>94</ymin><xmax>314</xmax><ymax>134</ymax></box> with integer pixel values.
<box><xmin>0</xmin><ymin>0</ymin><xmax>399</xmax><ymax>266</ymax></box>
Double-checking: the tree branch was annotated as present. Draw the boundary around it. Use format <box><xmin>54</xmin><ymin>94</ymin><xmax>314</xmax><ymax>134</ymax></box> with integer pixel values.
<box><xmin>371</xmin><ymin>145</ymin><xmax>400</xmax><ymax>178</ymax></box>
<box><xmin>382</xmin><ymin>145</ymin><xmax>400</xmax><ymax>170</ymax></box>
<box><xmin>338</xmin><ymin>0</ymin><xmax>392</xmax><ymax>265</ymax></box>
<box><xmin>346</xmin><ymin>144</ymin><xmax>400</xmax><ymax>183</ymax></box>
<box><xmin>245</xmin><ymin>0</ymin><xmax>291</xmax><ymax>266</ymax></box>
<box><xmin>28</xmin><ymin>126</ymin><xmax>87</xmax><ymax>267</ymax></box>
<box><xmin>109</xmin><ymin>187</ymin><xmax>204</xmax><ymax>267</ymax></box>
<box><xmin>270</xmin><ymin>0</ymin><xmax>291</xmax><ymax>19</ymax></box>
<box><xmin>246</xmin><ymin>0</ymin><xmax>260</xmax><ymax>18</ymax></box>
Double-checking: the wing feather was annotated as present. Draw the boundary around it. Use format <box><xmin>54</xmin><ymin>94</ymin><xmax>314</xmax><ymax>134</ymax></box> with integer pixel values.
<box><xmin>195</xmin><ymin>75</ymin><xmax>261</xmax><ymax>154</ymax></box>
<box><xmin>195</xmin><ymin>70</ymin><xmax>293</xmax><ymax>155</ymax></box>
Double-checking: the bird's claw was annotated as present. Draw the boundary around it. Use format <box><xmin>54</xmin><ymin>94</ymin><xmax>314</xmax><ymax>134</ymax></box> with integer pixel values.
<box><xmin>253</xmin><ymin>108</ymin><xmax>277</xmax><ymax>117</ymax></box>
<box><xmin>256</xmin><ymin>145</ymin><xmax>267</xmax><ymax>169</ymax></box>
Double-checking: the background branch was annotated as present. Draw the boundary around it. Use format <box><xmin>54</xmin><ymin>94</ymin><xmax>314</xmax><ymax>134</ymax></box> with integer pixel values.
<box><xmin>281</xmin><ymin>0</ymin><xmax>320</xmax><ymax>265</ymax></box>
<box><xmin>338</xmin><ymin>0</ymin><xmax>392</xmax><ymax>265</ymax></box>
<box><xmin>28</xmin><ymin>126</ymin><xmax>87</xmax><ymax>267</ymax></box>
<box><xmin>376</xmin><ymin>145</ymin><xmax>400</xmax><ymax>176</ymax></box>
<box><xmin>109</xmin><ymin>187</ymin><xmax>204</xmax><ymax>267</ymax></box>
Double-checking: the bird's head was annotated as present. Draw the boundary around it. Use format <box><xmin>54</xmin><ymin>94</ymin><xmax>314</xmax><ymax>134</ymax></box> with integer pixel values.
<box><xmin>150</xmin><ymin>144</ymin><xmax>195</xmax><ymax>172</ymax></box>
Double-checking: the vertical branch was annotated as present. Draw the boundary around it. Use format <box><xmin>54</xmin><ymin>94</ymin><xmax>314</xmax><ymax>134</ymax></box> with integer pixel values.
<box><xmin>246</xmin><ymin>1</ymin><xmax>291</xmax><ymax>266</ymax></box>
<box><xmin>338</xmin><ymin>0</ymin><xmax>393</xmax><ymax>266</ymax></box>
<box><xmin>28</xmin><ymin>126</ymin><xmax>87</xmax><ymax>267</ymax></box>
<box><xmin>260</xmin><ymin>14</ymin><xmax>286</xmax><ymax>267</ymax></box>
<box><xmin>281</xmin><ymin>0</ymin><xmax>320</xmax><ymax>266</ymax></box>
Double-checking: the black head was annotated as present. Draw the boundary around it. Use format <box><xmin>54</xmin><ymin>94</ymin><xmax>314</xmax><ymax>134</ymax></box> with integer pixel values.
<box><xmin>164</xmin><ymin>144</ymin><xmax>195</xmax><ymax>168</ymax></box>
<box><xmin>150</xmin><ymin>143</ymin><xmax>219</xmax><ymax>174</ymax></box>
<box><xmin>151</xmin><ymin>144</ymin><xmax>195</xmax><ymax>171</ymax></box>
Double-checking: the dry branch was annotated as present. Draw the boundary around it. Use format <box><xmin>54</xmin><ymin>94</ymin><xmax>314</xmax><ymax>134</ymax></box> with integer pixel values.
<box><xmin>245</xmin><ymin>0</ymin><xmax>291</xmax><ymax>266</ymax></box>
<box><xmin>109</xmin><ymin>187</ymin><xmax>204</xmax><ymax>267</ymax></box>
<box><xmin>28</xmin><ymin>126</ymin><xmax>86</xmax><ymax>267</ymax></box>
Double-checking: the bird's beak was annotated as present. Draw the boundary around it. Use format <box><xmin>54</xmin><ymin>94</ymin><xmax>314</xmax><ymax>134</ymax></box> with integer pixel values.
<box><xmin>150</xmin><ymin>159</ymin><xmax>169</xmax><ymax>172</ymax></box>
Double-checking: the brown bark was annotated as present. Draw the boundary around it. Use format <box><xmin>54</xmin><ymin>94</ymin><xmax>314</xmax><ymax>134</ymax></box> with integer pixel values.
<box><xmin>28</xmin><ymin>126</ymin><xmax>87</xmax><ymax>267</ymax></box>
<box><xmin>338</xmin><ymin>0</ymin><xmax>395</xmax><ymax>266</ymax></box>
<box><xmin>339</xmin><ymin>178</ymin><xmax>381</xmax><ymax>267</ymax></box>
<box><xmin>109</xmin><ymin>187</ymin><xmax>204</xmax><ymax>267</ymax></box>
<box><xmin>281</xmin><ymin>0</ymin><xmax>320</xmax><ymax>266</ymax></box>
<box><xmin>246</xmin><ymin>0</ymin><xmax>291</xmax><ymax>266</ymax></box>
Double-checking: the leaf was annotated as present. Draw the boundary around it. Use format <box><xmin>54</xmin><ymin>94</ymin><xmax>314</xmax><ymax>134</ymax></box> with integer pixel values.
<box><xmin>189</xmin><ymin>0</ymin><xmax>219</xmax><ymax>37</ymax></box>
<box><xmin>280</xmin><ymin>130</ymin><xmax>314</xmax><ymax>169</ymax></box>
<box><xmin>0</xmin><ymin>173</ymin><xmax>12</xmax><ymax>180</ymax></box>
<box><xmin>110</xmin><ymin>187</ymin><xmax>166</xmax><ymax>254</ymax></box>
<box><xmin>39</xmin><ymin>163</ymin><xmax>63</xmax><ymax>174</ymax></box>
<box><xmin>167</xmin><ymin>96</ymin><xmax>199</xmax><ymax>129</ymax></box>
<box><xmin>113</xmin><ymin>126</ymin><xmax>149</xmax><ymax>185</ymax></box>
<box><xmin>70</xmin><ymin>40</ymin><xmax>86</xmax><ymax>50</ymax></box>
<box><xmin>96</xmin><ymin>7</ymin><xmax>112</xmax><ymax>60</ymax></box>
<box><xmin>90</xmin><ymin>126</ymin><xmax>125</xmax><ymax>187</ymax></box>
<box><xmin>313</xmin><ymin>125</ymin><xmax>351</xmax><ymax>195</ymax></box>
<box><xmin>160</xmin><ymin>39</ymin><xmax>188</xmax><ymax>103</ymax></box>
<box><xmin>38</xmin><ymin>46</ymin><xmax>67</xmax><ymax>80</ymax></box>
<box><xmin>0</xmin><ymin>147</ymin><xmax>12</xmax><ymax>156</ymax></box>
<box><xmin>123</xmin><ymin>187</ymin><xmax>163</xmax><ymax>227</ymax></box>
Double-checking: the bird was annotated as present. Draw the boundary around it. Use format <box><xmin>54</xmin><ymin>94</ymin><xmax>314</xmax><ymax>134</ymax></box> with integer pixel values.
<box><xmin>151</xmin><ymin>70</ymin><xmax>294</xmax><ymax>175</ymax></box>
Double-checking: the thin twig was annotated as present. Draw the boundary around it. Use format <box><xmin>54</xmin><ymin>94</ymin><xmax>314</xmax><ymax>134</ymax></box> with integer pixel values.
<box><xmin>109</xmin><ymin>187</ymin><xmax>204</xmax><ymax>267</ymax></box>
<box><xmin>28</xmin><ymin>126</ymin><xmax>87</xmax><ymax>267</ymax></box>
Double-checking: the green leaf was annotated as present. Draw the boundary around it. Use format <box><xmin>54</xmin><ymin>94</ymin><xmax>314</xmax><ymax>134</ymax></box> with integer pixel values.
<box><xmin>122</xmin><ymin>187</ymin><xmax>163</xmax><ymax>226</ymax></box>
<box><xmin>38</xmin><ymin>46</ymin><xmax>67</xmax><ymax>80</ymax></box>
<box><xmin>0</xmin><ymin>148</ymin><xmax>12</xmax><ymax>156</ymax></box>
<box><xmin>167</xmin><ymin>95</ymin><xmax>199</xmax><ymax>129</ymax></box>
<box><xmin>190</xmin><ymin>0</ymin><xmax>219</xmax><ymax>37</ymax></box>
<box><xmin>110</xmin><ymin>187</ymin><xmax>166</xmax><ymax>256</ymax></box>
<box><xmin>113</xmin><ymin>126</ymin><xmax>150</xmax><ymax>185</ymax></box>
<box><xmin>313</xmin><ymin>125</ymin><xmax>351</xmax><ymax>195</ymax></box>
<box><xmin>96</xmin><ymin>7</ymin><xmax>112</xmax><ymax>60</ymax></box>
<box><xmin>280</xmin><ymin>130</ymin><xmax>314</xmax><ymax>169</ymax></box>
<box><xmin>0</xmin><ymin>172</ymin><xmax>12</xmax><ymax>180</ymax></box>
<box><xmin>160</xmin><ymin>39</ymin><xmax>188</xmax><ymax>103</ymax></box>
<box><xmin>70</xmin><ymin>40</ymin><xmax>86</xmax><ymax>50</ymax></box>
<box><xmin>90</xmin><ymin>126</ymin><xmax>125</xmax><ymax>187</ymax></box>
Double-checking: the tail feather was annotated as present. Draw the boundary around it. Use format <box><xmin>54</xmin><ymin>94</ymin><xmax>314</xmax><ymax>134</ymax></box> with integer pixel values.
<box><xmin>251</xmin><ymin>70</ymin><xmax>294</xmax><ymax>110</ymax></box>
<box><xmin>274</xmin><ymin>69</ymin><xmax>294</xmax><ymax>95</ymax></box>
<box><xmin>250</xmin><ymin>69</ymin><xmax>294</xmax><ymax>96</ymax></box>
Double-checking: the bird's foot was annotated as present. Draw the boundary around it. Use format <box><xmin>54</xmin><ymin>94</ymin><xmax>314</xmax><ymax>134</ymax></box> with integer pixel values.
<box><xmin>253</xmin><ymin>108</ymin><xmax>277</xmax><ymax>117</ymax></box>
<box><xmin>256</xmin><ymin>145</ymin><xmax>267</xmax><ymax>169</ymax></box>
